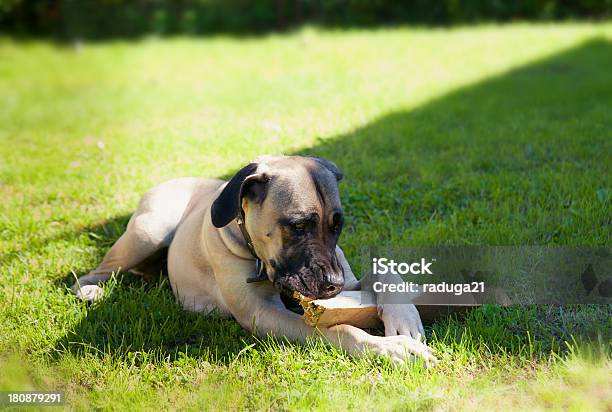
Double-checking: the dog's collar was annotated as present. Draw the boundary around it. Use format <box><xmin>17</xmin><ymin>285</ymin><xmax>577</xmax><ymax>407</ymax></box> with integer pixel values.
<box><xmin>236</xmin><ymin>212</ymin><xmax>268</xmax><ymax>284</ymax></box>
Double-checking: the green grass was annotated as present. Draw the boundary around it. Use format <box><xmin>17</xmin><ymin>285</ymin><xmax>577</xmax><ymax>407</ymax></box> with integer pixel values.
<box><xmin>1</xmin><ymin>22</ymin><xmax>611</xmax><ymax>410</ymax></box>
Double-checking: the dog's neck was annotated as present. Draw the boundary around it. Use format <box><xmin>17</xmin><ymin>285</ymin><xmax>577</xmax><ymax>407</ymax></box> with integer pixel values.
<box><xmin>217</xmin><ymin>219</ymin><xmax>268</xmax><ymax>283</ymax></box>
<box><xmin>217</xmin><ymin>220</ymin><xmax>254</xmax><ymax>261</ymax></box>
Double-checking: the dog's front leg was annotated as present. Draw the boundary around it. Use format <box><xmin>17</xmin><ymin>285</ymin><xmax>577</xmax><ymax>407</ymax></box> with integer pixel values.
<box><xmin>335</xmin><ymin>246</ymin><xmax>426</xmax><ymax>342</ymax></box>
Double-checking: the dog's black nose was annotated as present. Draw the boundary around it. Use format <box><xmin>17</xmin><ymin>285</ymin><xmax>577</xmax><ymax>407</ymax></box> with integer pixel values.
<box><xmin>321</xmin><ymin>275</ymin><xmax>344</xmax><ymax>298</ymax></box>
<box><xmin>325</xmin><ymin>284</ymin><xmax>341</xmax><ymax>295</ymax></box>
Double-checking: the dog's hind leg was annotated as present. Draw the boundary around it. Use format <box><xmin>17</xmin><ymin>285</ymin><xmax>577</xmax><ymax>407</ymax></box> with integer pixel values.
<box><xmin>71</xmin><ymin>178</ymin><xmax>202</xmax><ymax>301</ymax></box>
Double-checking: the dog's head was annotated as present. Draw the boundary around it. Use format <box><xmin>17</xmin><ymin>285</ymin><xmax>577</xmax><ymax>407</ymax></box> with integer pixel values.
<box><xmin>211</xmin><ymin>155</ymin><xmax>345</xmax><ymax>299</ymax></box>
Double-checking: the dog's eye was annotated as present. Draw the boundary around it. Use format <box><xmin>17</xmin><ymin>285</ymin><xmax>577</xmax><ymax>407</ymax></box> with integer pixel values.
<box><xmin>292</xmin><ymin>222</ymin><xmax>306</xmax><ymax>234</ymax></box>
<box><xmin>331</xmin><ymin>222</ymin><xmax>342</xmax><ymax>234</ymax></box>
<box><xmin>330</xmin><ymin>212</ymin><xmax>343</xmax><ymax>234</ymax></box>
<box><xmin>283</xmin><ymin>215</ymin><xmax>317</xmax><ymax>235</ymax></box>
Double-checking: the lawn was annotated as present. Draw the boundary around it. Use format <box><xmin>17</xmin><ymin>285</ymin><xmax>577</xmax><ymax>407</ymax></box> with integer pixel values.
<box><xmin>1</xmin><ymin>22</ymin><xmax>611</xmax><ymax>410</ymax></box>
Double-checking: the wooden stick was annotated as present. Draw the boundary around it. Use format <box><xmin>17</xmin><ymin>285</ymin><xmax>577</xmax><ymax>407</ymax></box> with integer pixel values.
<box><xmin>293</xmin><ymin>290</ymin><xmax>486</xmax><ymax>328</ymax></box>
<box><xmin>294</xmin><ymin>291</ymin><xmax>381</xmax><ymax>329</ymax></box>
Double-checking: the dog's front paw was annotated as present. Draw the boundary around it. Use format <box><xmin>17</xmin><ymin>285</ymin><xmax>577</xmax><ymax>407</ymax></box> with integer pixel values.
<box><xmin>71</xmin><ymin>284</ymin><xmax>105</xmax><ymax>302</ymax></box>
<box><xmin>378</xmin><ymin>303</ymin><xmax>425</xmax><ymax>341</ymax></box>
<box><xmin>368</xmin><ymin>335</ymin><xmax>437</xmax><ymax>368</ymax></box>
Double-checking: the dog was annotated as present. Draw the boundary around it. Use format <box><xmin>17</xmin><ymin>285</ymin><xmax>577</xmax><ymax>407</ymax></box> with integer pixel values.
<box><xmin>72</xmin><ymin>155</ymin><xmax>436</xmax><ymax>366</ymax></box>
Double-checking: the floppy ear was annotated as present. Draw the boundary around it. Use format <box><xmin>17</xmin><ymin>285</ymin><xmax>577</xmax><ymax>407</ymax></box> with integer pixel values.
<box><xmin>309</xmin><ymin>156</ymin><xmax>343</xmax><ymax>181</ymax></box>
<box><xmin>211</xmin><ymin>163</ymin><xmax>269</xmax><ymax>228</ymax></box>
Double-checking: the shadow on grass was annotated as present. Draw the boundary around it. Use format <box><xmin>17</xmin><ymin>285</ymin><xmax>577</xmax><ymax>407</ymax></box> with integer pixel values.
<box><xmin>54</xmin><ymin>38</ymin><xmax>612</xmax><ymax>363</ymax></box>
<box><xmin>301</xmin><ymin>38</ymin><xmax>611</xmax><ymax>250</ymax></box>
